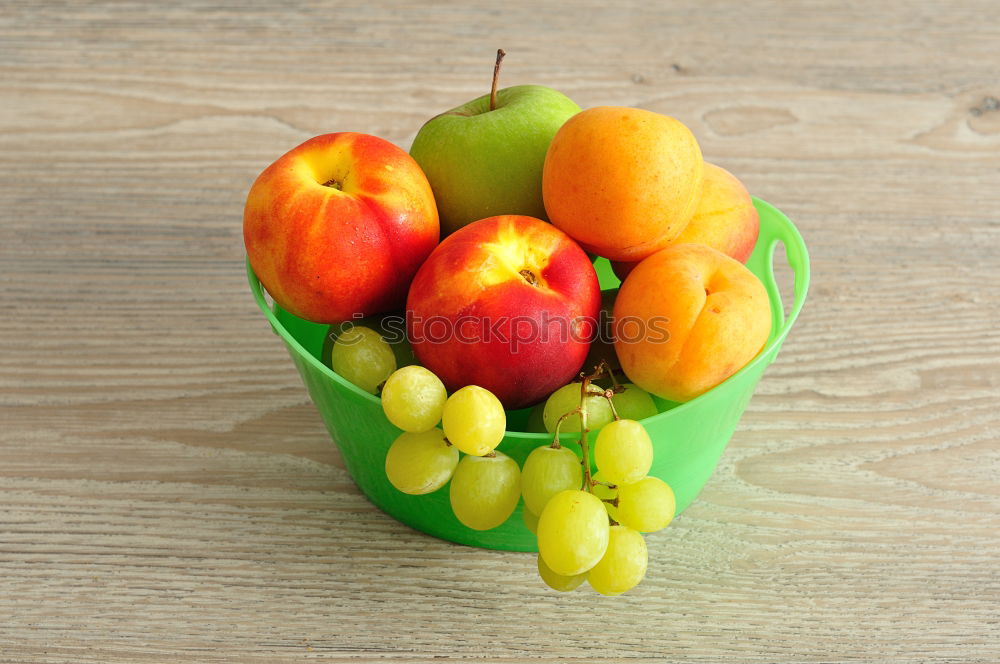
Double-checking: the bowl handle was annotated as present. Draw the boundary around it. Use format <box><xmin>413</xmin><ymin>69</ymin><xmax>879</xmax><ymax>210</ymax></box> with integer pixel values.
<box><xmin>750</xmin><ymin>197</ymin><xmax>811</xmax><ymax>342</ymax></box>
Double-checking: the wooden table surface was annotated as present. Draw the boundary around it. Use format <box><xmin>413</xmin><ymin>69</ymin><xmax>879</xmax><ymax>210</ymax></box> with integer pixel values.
<box><xmin>3</xmin><ymin>2</ymin><xmax>999</xmax><ymax>662</ymax></box>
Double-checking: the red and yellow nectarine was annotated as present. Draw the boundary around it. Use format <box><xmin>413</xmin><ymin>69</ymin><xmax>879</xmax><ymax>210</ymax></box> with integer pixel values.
<box><xmin>244</xmin><ymin>132</ymin><xmax>439</xmax><ymax>323</ymax></box>
<box><xmin>406</xmin><ymin>215</ymin><xmax>601</xmax><ymax>409</ymax></box>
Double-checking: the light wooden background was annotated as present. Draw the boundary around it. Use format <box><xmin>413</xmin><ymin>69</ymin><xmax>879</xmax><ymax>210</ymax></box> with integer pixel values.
<box><xmin>2</xmin><ymin>2</ymin><xmax>998</xmax><ymax>662</ymax></box>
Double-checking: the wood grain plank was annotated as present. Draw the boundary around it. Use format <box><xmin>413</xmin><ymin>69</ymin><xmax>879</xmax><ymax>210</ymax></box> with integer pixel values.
<box><xmin>1</xmin><ymin>1</ymin><xmax>998</xmax><ymax>662</ymax></box>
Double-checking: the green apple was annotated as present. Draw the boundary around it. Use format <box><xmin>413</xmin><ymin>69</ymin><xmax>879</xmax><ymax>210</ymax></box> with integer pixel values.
<box><xmin>410</xmin><ymin>83</ymin><xmax>580</xmax><ymax>236</ymax></box>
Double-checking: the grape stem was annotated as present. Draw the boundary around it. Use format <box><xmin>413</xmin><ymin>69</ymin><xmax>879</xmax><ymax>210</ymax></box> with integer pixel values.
<box><xmin>605</xmin><ymin>363</ymin><xmax>623</xmax><ymax>391</ymax></box>
<box><xmin>550</xmin><ymin>407</ymin><xmax>579</xmax><ymax>450</ymax></box>
<box><xmin>598</xmin><ymin>363</ymin><xmax>625</xmax><ymax>421</ymax></box>
<box><xmin>579</xmin><ymin>374</ymin><xmax>592</xmax><ymax>492</ymax></box>
<box><xmin>551</xmin><ymin>360</ymin><xmax>623</xmax><ymax>494</ymax></box>
<box><xmin>548</xmin><ymin>361</ymin><xmax>626</xmax><ymax>493</ymax></box>
<box><xmin>604</xmin><ymin>388</ymin><xmax>622</xmax><ymax>421</ymax></box>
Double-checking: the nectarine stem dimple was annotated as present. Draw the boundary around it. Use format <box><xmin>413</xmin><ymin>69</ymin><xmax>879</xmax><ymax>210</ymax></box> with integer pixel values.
<box><xmin>489</xmin><ymin>48</ymin><xmax>506</xmax><ymax>112</ymax></box>
<box><xmin>518</xmin><ymin>268</ymin><xmax>538</xmax><ymax>286</ymax></box>
<box><xmin>322</xmin><ymin>178</ymin><xmax>343</xmax><ymax>190</ymax></box>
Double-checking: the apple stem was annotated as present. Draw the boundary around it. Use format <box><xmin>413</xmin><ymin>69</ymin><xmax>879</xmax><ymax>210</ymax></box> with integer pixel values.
<box><xmin>490</xmin><ymin>48</ymin><xmax>506</xmax><ymax>111</ymax></box>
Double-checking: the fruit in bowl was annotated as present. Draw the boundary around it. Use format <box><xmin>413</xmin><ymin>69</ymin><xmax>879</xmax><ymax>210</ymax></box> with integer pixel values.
<box><xmin>406</xmin><ymin>214</ymin><xmax>601</xmax><ymax>410</ymax></box>
<box><xmin>410</xmin><ymin>50</ymin><xmax>581</xmax><ymax>236</ymax></box>
<box><xmin>248</xmin><ymin>191</ymin><xmax>809</xmax><ymax>592</ymax></box>
<box><xmin>611</xmin><ymin>162</ymin><xmax>760</xmax><ymax>280</ymax></box>
<box><xmin>674</xmin><ymin>163</ymin><xmax>759</xmax><ymax>263</ymax></box>
<box><xmin>242</xmin><ymin>54</ymin><xmax>811</xmax><ymax>598</ymax></box>
<box><xmin>377</xmin><ymin>357</ymin><xmax>677</xmax><ymax>596</ymax></box>
<box><xmin>244</xmin><ymin>132</ymin><xmax>439</xmax><ymax>323</ymax></box>
<box><xmin>614</xmin><ymin>243</ymin><xmax>772</xmax><ymax>402</ymax></box>
<box><xmin>542</xmin><ymin>106</ymin><xmax>704</xmax><ymax>262</ymax></box>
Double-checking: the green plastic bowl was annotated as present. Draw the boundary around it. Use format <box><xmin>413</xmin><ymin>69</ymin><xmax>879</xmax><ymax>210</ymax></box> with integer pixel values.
<box><xmin>247</xmin><ymin>198</ymin><xmax>809</xmax><ymax>551</ymax></box>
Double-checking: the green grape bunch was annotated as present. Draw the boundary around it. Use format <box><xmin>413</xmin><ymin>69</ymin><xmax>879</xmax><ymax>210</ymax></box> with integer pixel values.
<box><xmin>531</xmin><ymin>362</ymin><xmax>675</xmax><ymax>595</ymax></box>
<box><xmin>379</xmin><ymin>370</ymin><xmax>518</xmax><ymax>531</ymax></box>
<box><xmin>375</xmin><ymin>359</ymin><xmax>675</xmax><ymax>597</ymax></box>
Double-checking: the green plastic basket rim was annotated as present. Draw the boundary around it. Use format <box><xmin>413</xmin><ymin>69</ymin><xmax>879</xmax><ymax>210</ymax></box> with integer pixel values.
<box><xmin>247</xmin><ymin>197</ymin><xmax>810</xmax><ymax>433</ymax></box>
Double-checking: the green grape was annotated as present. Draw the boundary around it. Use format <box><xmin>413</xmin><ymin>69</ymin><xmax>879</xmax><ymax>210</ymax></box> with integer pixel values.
<box><xmin>381</xmin><ymin>366</ymin><xmax>447</xmax><ymax>433</ymax></box>
<box><xmin>520</xmin><ymin>445</ymin><xmax>583</xmax><ymax>516</ymax></box>
<box><xmin>324</xmin><ymin>315</ymin><xmax>416</xmax><ymax>371</ymax></box>
<box><xmin>449</xmin><ymin>451</ymin><xmax>520</xmax><ymax>530</ymax></box>
<box><xmin>441</xmin><ymin>385</ymin><xmax>506</xmax><ymax>456</ymax></box>
<box><xmin>384</xmin><ymin>429</ymin><xmax>458</xmax><ymax>495</ymax></box>
<box><xmin>542</xmin><ymin>383</ymin><xmax>614</xmax><ymax>434</ymax></box>
<box><xmin>591</xmin><ymin>471</ymin><xmax>619</xmax><ymax>522</ymax></box>
<box><xmin>522</xmin><ymin>507</ymin><xmax>539</xmax><ymax>534</ymax></box>
<box><xmin>611</xmin><ymin>383</ymin><xmax>658</xmax><ymax>421</ymax></box>
<box><xmin>330</xmin><ymin>326</ymin><xmax>397</xmax><ymax>394</ymax></box>
<box><xmin>594</xmin><ymin>419</ymin><xmax>653</xmax><ymax>486</ymax></box>
<box><xmin>587</xmin><ymin>525</ymin><xmax>647</xmax><ymax>596</ymax></box>
<box><xmin>525</xmin><ymin>402</ymin><xmax>547</xmax><ymax>433</ymax></box>
<box><xmin>537</xmin><ymin>490</ymin><xmax>610</xmax><ymax>577</ymax></box>
<box><xmin>616</xmin><ymin>476</ymin><xmax>676</xmax><ymax>533</ymax></box>
<box><xmin>537</xmin><ymin>554</ymin><xmax>586</xmax><ymax>592</ymax></box>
